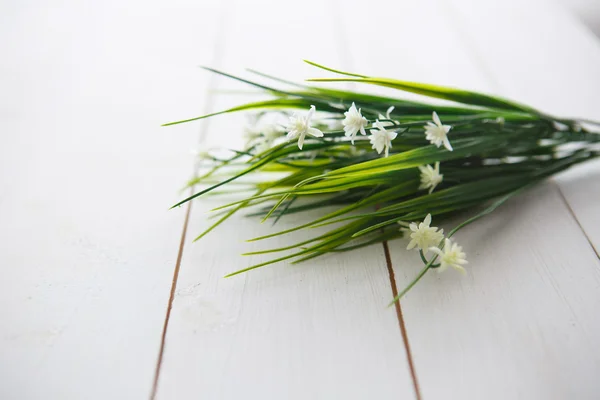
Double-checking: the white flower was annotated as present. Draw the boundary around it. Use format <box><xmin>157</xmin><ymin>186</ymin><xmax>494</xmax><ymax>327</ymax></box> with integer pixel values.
<box><xmin>418</xmin><ymin>162</ymin><xmax>443</xmax><ymax>194</ymax></box>
<box><xmin>424</xmin><ymin>111</ymin><xmax>453</xmax><ymax>151</ymax></box>
<box><xmin>342</xmin><ymin>102</ymin><xmax>368</xmax><ymax>144</ymax></box>
<box><xmin>369</xmin><ymin>120</ymin><xmax>398</xmax><ymax>157</ymax></box>
<box><xmin>406</xmin><ymin>213</ymin><xmax>444</xmax><ymax>253</ymax></box>
<box><xmin>286</xmin><ymin>105</ymin><xmax>324</xmax><ymax>149</ymax></box>
<box><xmin>429</xmin><ymin>238</ymin><xmax>468</xmax><ymax>273</ymax></box>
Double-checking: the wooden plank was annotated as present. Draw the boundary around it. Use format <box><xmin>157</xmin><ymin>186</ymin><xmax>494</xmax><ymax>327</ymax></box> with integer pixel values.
<box><xmin>554</xmin><ymin>158</ymin><xmax>600</xmax><ymax>257</ymax></box>
<box><xmin>154</xmin><ymin>0</ymin><xmax>416</xmax><ymax>398</ymax></box>
<box><xmin>394</xmin><ymin>183</ymin><xmax>600</xmax><ymax>399</ymax></box>
<box><xmin>446</xmin><ymin>0</ymin><xmax>600</xmax><ymax>253</ymax></box>
<box><xmin>339</xmin><ymin>0</ymin><xmax>600</xmax><ymax>398</ymax></box>
<box><xmin>0</xmin><ymin>1</ymin><xmax>223</xmax><ymax>398</ymax></box>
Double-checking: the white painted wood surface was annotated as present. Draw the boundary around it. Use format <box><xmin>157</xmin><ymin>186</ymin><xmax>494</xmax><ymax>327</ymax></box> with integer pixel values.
<box><xmin>155</xmin><ymin>1</ymin><xmax>415</xmax><ymax>398</ymax></box>
<box><xmin>1</xmin><ymin>0</ymin><xmax>599</xmax><ymax>399</ymax></box>
<box><xmin>340</xmin><ymin>0</ymin><xmax>600</xmax><ymax>399</ymax></box>
<box><xmin>0</xmin><ymin>1</ymin><xmax>223</xmax><ymax>398</ymax></box>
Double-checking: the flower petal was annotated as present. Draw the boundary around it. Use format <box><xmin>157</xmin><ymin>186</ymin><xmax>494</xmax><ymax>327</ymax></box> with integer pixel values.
<box><xmin>307</xmin><ymin>105</ymin><xmax>316</xmax><ymax>122</ymax></box>
<box><xmin>297</xmin><ymin>134</ymin><xmax>305</xmax><ymax>150</ymax></box>
<box><xmin>424</xmin><ymin>213</ymin><xmax>431</xmax><ymax>226</ymax></box>
<box><xmin>386</xmin><ymin>106</ymin><xmax>395</xmax><ymax>119</ymax></box>
<box><xmin>307</xmin><ymin>127</ymin><xmax>324</xmax><ymax>138</ymax></box>
<box><xmin>429</xmin><ymin>247</ymin><xmax>444</xmax><ymax>257</ymax></box>
<box><xmin>442</xmin><ymin>137</ymin><xmax>453</xmax><ymax>151</ymax></box>
<box><xmin>432</xmin><ymin>111</ymin><xmax>442</xmax><ymax>126</ymax></box>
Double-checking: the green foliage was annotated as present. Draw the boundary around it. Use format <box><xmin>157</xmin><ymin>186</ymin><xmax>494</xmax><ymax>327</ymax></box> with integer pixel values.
<box><xmin>167</xmin><ymin>62</ymin><xmax>600</xmax><ymax>301</ymax></box>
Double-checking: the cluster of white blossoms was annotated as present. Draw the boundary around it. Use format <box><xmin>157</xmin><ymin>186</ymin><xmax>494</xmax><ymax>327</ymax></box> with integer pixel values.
<box><xmin>431</xmin><ymin>239</ymin><xmax>468</xmax><ymax>273</ymax></box>
<box><xmin>402</xmin><ymin>213</ymin><xmax>468</xmax><ymax>273</ymax></box>
<box><xmin>280</xmin><ymin>104</ymin><xmax>454</xmax><ymax>194</ymax></box>
<box><xmin>283</xmin><ymin>105</ymin><xmax>453</xmax><ymax>156</ymax></box>
<box><xmin>245</xmin><ymin>105</ymin><xmax>453</xmax><ymax>164</ymax></box>
<box><xmin>241</xmin><ymin>106</ymin><xmax>451</xmax><ymax>196</ymax></box>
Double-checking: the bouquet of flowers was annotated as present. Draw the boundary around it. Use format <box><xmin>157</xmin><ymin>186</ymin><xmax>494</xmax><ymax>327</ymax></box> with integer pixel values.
<box><xmin>166</xmin><ymin>61</ymin><xmax>599</xmax><ymax>303</ymax></box>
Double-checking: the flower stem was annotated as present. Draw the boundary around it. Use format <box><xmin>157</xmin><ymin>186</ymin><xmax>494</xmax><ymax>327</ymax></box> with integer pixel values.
<box><xmin>388</xmin><ymin>263</ymin><xmax>432</xmax><ymax>306</ymax></box>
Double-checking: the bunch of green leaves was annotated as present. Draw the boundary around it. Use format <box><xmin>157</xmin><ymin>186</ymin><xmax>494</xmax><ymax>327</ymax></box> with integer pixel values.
<box><xmin>166</xmin><ymin>61</ymin><xmax>600</xmax><ymax>300</ymax></box>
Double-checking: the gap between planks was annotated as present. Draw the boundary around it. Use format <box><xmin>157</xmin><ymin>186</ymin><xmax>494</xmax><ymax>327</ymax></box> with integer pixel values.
<box><xmin>149</xmin><ymin>2</ymin><xmax>229</xmax><ymax>397</ymax></box>
<box><xmin>330</xmin><ymin>2</ymin><xmax>424</xmax><ymax>394</ymax></box>
<box><xmin>382</xmin><ymin>240</ymin><xmax>423</xmax><ymax>400</ymax></box>
<box><xmin>151</xmin><ymin>0</ymin><xmax>425</xmax><ymax>395</ymax></box>
<box><xmin>150</xmin><ymin>197</ymin><xmax>193</xmax><ymax>400</ymax></box>
<box><xmin>554</xmin><ymin>181</ymin><xmax>600</xmax><ymax>259</ymax></box>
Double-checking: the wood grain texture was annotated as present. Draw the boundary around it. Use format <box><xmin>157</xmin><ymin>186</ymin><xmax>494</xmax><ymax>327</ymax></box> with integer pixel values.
<box><xmin>154</xmin><ymin>0</ymin><xmax>416</xmax><ymax>398</ymax></box>
<box><xmin>0</xmin><ymin>1</ymin><xmax>223</xmax><ymax>398</ymax></box>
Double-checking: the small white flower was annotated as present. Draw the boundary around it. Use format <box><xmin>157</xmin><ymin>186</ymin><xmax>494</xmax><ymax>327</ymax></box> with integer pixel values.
<box><xmin>429</xmin><ymin>238</ymin><xmax>468</xmax><ymax>273</ymax></box>
<box><xmin>424</xmin><ymin>111</ymin><xmax>453</xmax><ymax>151</ymax></box>
<box><xmin>342</xmin><ymin>102</ymin><xmax>368</xmax><ymax>144</ymax></box>
<box><xmin>286</xmin><ymin>105</ymin><xmax>324</xmax><ymax>149</ymax></box>
<box><xmin>369</xmin><ymin>120</ymin><xmax>398</xmax><ymax>157</ymax></box>
<box><xmin>406</xmin><ymin>213</ymin><xmax>444</xmax><ymax>253</ymax></box>
<box><xmin>495</xmin><ymin>116</ymin><xmax>505</xmax><ymax>125</ymax></box>
<box><xmin>418</xmin><ymin>162</ymin><xmax>443</xmax><ymax>194</ymax></box>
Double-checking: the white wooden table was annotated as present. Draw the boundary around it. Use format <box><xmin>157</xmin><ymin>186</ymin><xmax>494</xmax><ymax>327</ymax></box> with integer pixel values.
<box><xmin>1</xmin><ymin>0</ymin><xmax>599</xmax><ymax>398</ymax></box>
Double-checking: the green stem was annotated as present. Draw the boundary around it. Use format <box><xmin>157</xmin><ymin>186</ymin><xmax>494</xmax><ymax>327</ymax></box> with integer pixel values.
<box><xmin>388</xmin><ymin>263</ymin><xmax>433</xmax><ymax>307</ymax></box>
